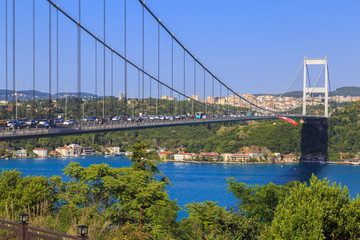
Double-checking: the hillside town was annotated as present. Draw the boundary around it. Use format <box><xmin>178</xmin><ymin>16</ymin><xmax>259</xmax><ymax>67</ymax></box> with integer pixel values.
<box><xmin>160</xmin><ymin>93</ymin><xmax>360</xmax><ymax>113</ymax></box>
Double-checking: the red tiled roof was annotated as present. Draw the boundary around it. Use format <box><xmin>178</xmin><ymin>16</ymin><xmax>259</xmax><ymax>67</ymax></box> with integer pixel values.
<box><xmin>34</xmin><ymin>148</ymin><xmax>46</xmax><ymax>151</ymax></box>
<box><xmin>158</xmin><ymin>151</ymin><xmax>174</xmax><ymax>155</ymax></box>
<box><xmin>200</xmin><ymin>152</ymin><xmax>220</xmax><ymax>156</ymax></box>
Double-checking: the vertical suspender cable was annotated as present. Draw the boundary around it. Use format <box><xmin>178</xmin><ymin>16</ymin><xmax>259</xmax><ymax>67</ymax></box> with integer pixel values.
<box><xmin>124</xmin><ymin>0</ymin><xmax>127</xmax><ymax>113</ymax></box>
<box><xmin>49</xmin><ymin>3</ymin><xmax>51</xmax><ymax>102</ymax></box>
<box><xmin>203</xmin><ymin>68</ymin><xmax>206</xmax><ymax>113</ymax></box>
<box><xmin>111</xmin><ymin>51</ymin><xmax>113</xmax><ymax>96</ymax></box>
<box><xmin>142</xmin><ymin>3</ymin><xmax>145</xmax><ymax>115</ymax></box>
<box><xmin>220</xmin><ymin>83</ymin><xmax>222</xmax><ymax>114</ymax></box>
<box><xmin>56</xmin><ymin>7</ymin><xmax>58</xmax><ymax>104</ymax></box>
<box><xmin>149</xmin><ymin>75</ymin><xmax>151</xmax><ymax>115</ymax></box>
<box><xmin>95</xmin><ymin>39</ymin><xmax>97</xmax><ymax>114</ymax></box>
<box><xmin>13</xmin><ymin>0</ymin><xmax>15</xmax><ymax>102</ymax></box>
<box><xmin>5</xmin><ymin>0</ymin><xmax>8</xmax><ymax>101</ymax></box>
<box><xmin>171</xmin><ymin>37</ymin><xmax>174</xmax><ymax>114</ymax></box>
<box><xmin>156</xmin><ymin>22</ymin><xmax>159</xmax><ymax>116</ymax></box>
<box><xmin>193</xmin><ymin>59</ymin><xmax>196</xmax><ymax>114</ymax></box>
<box><xmin>33</xmin><ymin>0</ymin><xmax>35</xmax><ymax>101</ymax></box>
<box><xmin>212</xmin><ymin>76</ymin><xmax>214</xmax><ymax>114</ymax></box>
<box><xmin>77</xmin><ymin>0</ymin><xmax>81</xmax><ymax>98</ymax></box>
<box><xmin>138</xmin><ymin>69</ymin><xmax>140</xmax><ymax>102</ymax></box>
<box><xmin>183</xmin><ymin>49</ymin><xmax>185</xmax><ymax>114</ymax></box>
<box><xmin>48</xmin><ymin>2</ymin><xmax>52</xmax><ymax>114</ymax></box>
<box><xmin>227</xmin><ymin>88</ymin><xmax>229</xmax><ymax>114</ymax></box>
<box><xmin>103</xmin><ymin>0</ymin><xmax>105</xmax><ymax>118</ymax></box>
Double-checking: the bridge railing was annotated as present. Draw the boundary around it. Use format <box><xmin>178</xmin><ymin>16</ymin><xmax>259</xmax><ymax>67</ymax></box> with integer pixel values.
<box><xmin>0</xmin><ymin>218</ymin><xmax>89</xmax><ymax>240</ymax></box>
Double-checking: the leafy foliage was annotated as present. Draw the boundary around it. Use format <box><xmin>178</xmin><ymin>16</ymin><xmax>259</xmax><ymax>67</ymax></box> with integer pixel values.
<box><xmin>227</xmin><ymin>179</ymin><xmax>298</xmax><ymax>223</ymax></box>
<box><xmin>262</xmin><ymin>175</ymin><xmax>360</xmax><ymax>239</ymax></box>
<box><xmin>328</xmin><ymin>101</ymin><xmax>360</xmax><ymax>159</ymax></box>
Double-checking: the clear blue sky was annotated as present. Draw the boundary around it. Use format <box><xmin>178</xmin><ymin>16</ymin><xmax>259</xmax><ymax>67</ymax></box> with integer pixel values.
<box><xmin>0</xmin><ymin>0</ymin><xmax>359</xmax><ymax>97</ymax></box>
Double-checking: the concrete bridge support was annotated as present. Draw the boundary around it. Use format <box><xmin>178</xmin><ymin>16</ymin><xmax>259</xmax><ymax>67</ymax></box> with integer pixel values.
<box><xmin>300</xmin><ymin>118</ymin><xmax>328</xmax><ymax>156</ymax></box>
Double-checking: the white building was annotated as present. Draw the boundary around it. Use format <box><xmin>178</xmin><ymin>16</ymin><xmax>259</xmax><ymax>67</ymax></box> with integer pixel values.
<box><xmin>107</xmin><ymin>147</ymin><xmax>121</xmax><ymax>155</ymax></box>
<box><xmin>15</xmin><ymin>149</ymin><xmax>27</xmax><ymax>158</ymax></box>
<box><xmin>33</xmin><ymin>148</ymin><xmax>48</xmax><ymax>157</ymax></box>
<box><xmin>68</xmin><ymin>144</ymin><xmax>81</xmax><ymax>155</ymax></box>
<box><xmin>173</xmin><ymin>153</ymin><xmax>193</xmax><ymax>161</ymax></box>
<box><xmin>55</xmin><ymin>147</ymin><xmax>74</xmax><ymax>157</ymax></box>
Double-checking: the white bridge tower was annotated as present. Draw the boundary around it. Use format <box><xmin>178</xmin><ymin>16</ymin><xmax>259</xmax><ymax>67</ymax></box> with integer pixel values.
<box><xmin>302</xmin><ymin>57</ymin><xmax>329</xmax><ymax>117</ymax></box>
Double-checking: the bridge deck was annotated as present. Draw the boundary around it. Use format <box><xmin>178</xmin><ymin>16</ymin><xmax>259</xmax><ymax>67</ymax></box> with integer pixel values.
<box><xmin>0</xmin><ymin>115</ymin><xmax>326</xmax><ymax>140</ymax></box>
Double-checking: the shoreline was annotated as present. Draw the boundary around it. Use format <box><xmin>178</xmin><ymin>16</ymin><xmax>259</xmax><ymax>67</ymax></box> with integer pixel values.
<box><xmin>3</xmin><ymin>155</ymin><xmax>357</xmax><ymax>165</ymax></box>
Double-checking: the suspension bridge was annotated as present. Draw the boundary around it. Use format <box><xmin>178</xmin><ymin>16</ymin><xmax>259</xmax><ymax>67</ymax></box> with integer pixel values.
<box><xmin>0</xmin><ymin>0</ymin><xmax>330</xmax><ymax>140</ymax></box>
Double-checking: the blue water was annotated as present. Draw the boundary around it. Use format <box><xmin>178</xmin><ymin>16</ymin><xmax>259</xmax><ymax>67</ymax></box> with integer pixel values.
<box><xmin>1</xmin><ymin>155</ymin><xmax>360</xmax><ymax>219</ymax></box>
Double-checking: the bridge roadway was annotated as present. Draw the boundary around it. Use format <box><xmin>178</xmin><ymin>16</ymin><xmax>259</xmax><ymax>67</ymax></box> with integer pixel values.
<box><xmin>0</xmin><ymin>115</ymin><xmax>326</xmax><ymax>140</ymax></box>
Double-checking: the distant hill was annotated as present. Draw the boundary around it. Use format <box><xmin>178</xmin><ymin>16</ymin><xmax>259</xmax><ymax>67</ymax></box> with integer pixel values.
<box><xmin>254</xmin><ymin>86</ymin><xmax>360</xmax><ymax>98</ymax></box>
<box><xmin>330</xmin><ymin>87</ymin><xmax>360</xmax><ymax>97</ymax></box>
<box><xmin>0</xmin><ymin>90</ymin><xmax>98</xmax><ymax>101</ymax></box>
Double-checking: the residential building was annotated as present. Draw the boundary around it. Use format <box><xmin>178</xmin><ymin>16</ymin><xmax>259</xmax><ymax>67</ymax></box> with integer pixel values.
<box><xmin>231</xmin><ymin>154</ymin><xmax>251</xmax><ymax>162</ymax></box>
<box><xmin>49</xmin><ymin>150</ymin><xmax>61</xmax><ymax>157</ymax></box>
<box><xmin>158</xmin><ymin>151</ymin><xmax>174</xmax><ymax>160</ymax></box>
<box><xmin>80</xmin><ymin>147</ymin><xmax>95</xmax><ymax>155</ymax></box>
<box><xmin>174</xmin><ymin>153</ymin><xmax>193</xmax><ymax>161</ymax></box>
<box><xmin>283</xmin><ymin>154</ymin><xmax>295</xmax><ymax>162</ymax></box>
<box><xmin>55</xmin><ymin>147</ymin><xmax>74</xmax><ymax>157</ymax></box>
<box><xmin>221</xmin><ymin>153</ymin><xmax>232</xmax><ymax>162</ymax></box>
<box><xmin>199</xmin><ymin>152</ymin><xmax>220</xmax><ymax>161</ymax></box>
<box><xmin>68</xmin><ymin>144</ymin><xmax>81</xmax><ymax>155</ymax></box>
<box><xmin>249</xmin><ymin>153</ymin><xmax>265</xmax><ymax>161</ymax></box>
<box><xmin>33</xmin><ymin>148</ymin><xmax>48</xmax><ymax>157</ymax></box>
<box><xmin>107</xmin><ymin>147</ymin><xmax>121</xmax><ymax>155</ymax></box>
<box><xmin>15</xmin><ymin>149</ymin><xmax>27</xmax><ymax>158</ymax></box>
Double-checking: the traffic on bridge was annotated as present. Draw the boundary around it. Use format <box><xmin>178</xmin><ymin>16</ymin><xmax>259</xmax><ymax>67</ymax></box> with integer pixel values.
<box><xmin>0</xmin><ymin>113</ymin><xmax>324</xmax><ymax>140</ymax></box>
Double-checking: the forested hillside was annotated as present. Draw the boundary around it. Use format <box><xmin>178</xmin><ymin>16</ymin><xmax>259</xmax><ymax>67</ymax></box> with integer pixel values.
<box><xmin>328</xmin><ymin>101</ymin><xmax>360</xmax><ymax>160</ymax></box>
<box><xmin>7</xmin><ymin>120</ymin><xmax>302</xmax><ymax>155</ymax></box>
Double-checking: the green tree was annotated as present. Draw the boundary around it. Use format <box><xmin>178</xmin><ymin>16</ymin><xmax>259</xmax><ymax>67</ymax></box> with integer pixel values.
<box><xmin>57</xmin><ymin>139</ymin><xmax>179</xmax><ymax>238</ymax></box>
<box><xmin>0</xmin><ymin>170</ymin><xmax>52</xmax><ymax>219</ymax></box>
<box><xmin>262</xmin><ymin>175</ymin><xmax>360</xmax><ymax>239</ymax></box>
<box><xmin>179</xmin><ymin>201</ymin><xmax>259</xmax><ymax>240</ymax></box>
<box><xmin>227</xmin><ymin>178</ymin><xmax>298</xmax><ymax>224</ymax></box>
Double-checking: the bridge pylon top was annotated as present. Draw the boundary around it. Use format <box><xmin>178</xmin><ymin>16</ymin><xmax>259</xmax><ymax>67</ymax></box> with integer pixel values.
<box><xmin>302</xmin><ymin>56</ymin><xmax>329</xmax><ymax>118</ymax></box>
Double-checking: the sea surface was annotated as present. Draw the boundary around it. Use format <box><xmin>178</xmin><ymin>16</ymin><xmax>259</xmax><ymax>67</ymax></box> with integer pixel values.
<box><xmin>1</xmin><ymin>155</ymin><xmax>360</xmax><ymax>219</ymax></box>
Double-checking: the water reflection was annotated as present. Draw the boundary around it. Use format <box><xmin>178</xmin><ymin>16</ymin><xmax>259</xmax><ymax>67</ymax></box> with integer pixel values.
<box><xmin>273</xmin><ymin>163</ymin><xmax>328</xmax><ymax>184</ymax></box>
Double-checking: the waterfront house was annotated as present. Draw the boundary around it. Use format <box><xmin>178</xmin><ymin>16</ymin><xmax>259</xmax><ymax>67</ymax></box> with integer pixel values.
<box><xmin>33</xmin><ymin>148</ymin><xmax>48</xmax><ymax>157</ymax></box>
<box><xmin>174</xmin><ymin>152</ymin><xmax>193</xmax><ymax>161</ymax></box>
<box><xmin>283</xmin><ymin>154</ymin><xmax>295</xmax><ymax>162</ymax></box>
<box><xmin>55</xmin><ymin>147</ymin><xmax>74</xmax><ymax>157</ymax></box>
<box><xmin>107</xmin><ymin>147</ymin><xmax>121</xmax><ymax>155</ymax></box>
<box><xmin>15</xmin><ymin>149</ymin><xmax>27</xmax><ymax>158</ymax></box>
<box><xmin>231</xmin><ymin>154</ymin><xmax>251</xmax><ymax>162</ymax></box>
<box><xmin>49</xmin><ymin>150</ymin><xmax>61</xmax><ymax>157</ymax></box>
<box><xmin>221</xmin><ymin>153</ymin><xmax>232</xmax><ymax>162</ymax></box>
<box><xmin>80</xmin><ymin>147</ymin><xmax>95</xmax><ymax>155</ymax></box>
<box><xmin>249</xmin><ymin>153</ymin><xmax>265</xmax><ymax>161</ymax></box>
<box><xmin>158</xmin><ymin>151</ymin><xmax>174</xmax><ymax>160</ymax></box>
<box><xmin>68</xmin><ymin>144</ymin><xmax>82</xmax><ymax>155</ymax></box>
<box><xmin>199</xmin><ymin>152</ymin><xmax>221</xmax><ymax>161</ymax></box>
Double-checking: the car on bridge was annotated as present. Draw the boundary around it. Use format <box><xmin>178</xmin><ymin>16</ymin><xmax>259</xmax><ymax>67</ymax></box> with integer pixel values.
<box><xmin>25</xmin><ymin>120</ymin><xmax>37</xmax><ymax>126</ymax></box>
<box><xmin>44</xmin><ymin>121</ymin><xmax>56</xmax><ymax>128</ymax></box>
<box><xmin>38</xmin><ymin>120</ymin><xmax>47</xmax><ymax>126</ymax></box>
<box><xmin>127</xmin><ymin>117</ymin><xmax>135</xmax><ymax>122</ymax></box>
<box><xmin>7</xmin><ymin>121</ymin><xmax>22</xmax><ymax>129</ymax></box>
<box><xmin>63</xmin><ymin>120</ymin><xmax>77</xmax><ymax>125</ymax></box>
